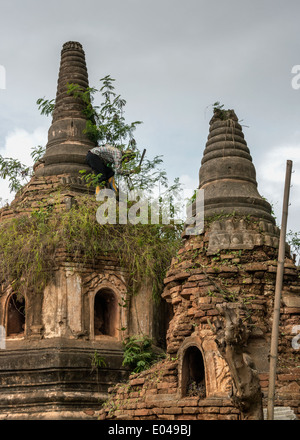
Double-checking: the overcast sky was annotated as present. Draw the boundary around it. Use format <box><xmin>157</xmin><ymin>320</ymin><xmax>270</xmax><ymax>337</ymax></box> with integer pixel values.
<box><xmin>0</xmin><ymin>0</ymin><xmax>299</xmax><ymax>231</ymax></box>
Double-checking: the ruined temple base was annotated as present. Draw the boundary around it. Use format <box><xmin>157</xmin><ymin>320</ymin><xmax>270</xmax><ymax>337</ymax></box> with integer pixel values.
<box><xmin>0</xmin><ymin>338</ymin><xmax>128</xmax><ymax>420</ymax></box>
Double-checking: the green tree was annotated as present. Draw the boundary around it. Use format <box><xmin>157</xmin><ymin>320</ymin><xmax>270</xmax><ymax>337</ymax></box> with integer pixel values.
<box><xmin>65</xmin><ymin>75</ymin><xmax>171</xmax><ymax>195</ymax></box>
<box><xmin>0</xmin><ymin>145</ymin><xmax>44</xmax><ymax>193</ymax></box>
<box><xmin>2</xmin><ymin>75</ymin><xmax>180</xmax><ymax>202</ymax></box>
<box><xmin>287</xmin><ymin>230</ymin><xmax>300</xmax><ymax>265</ymax></box>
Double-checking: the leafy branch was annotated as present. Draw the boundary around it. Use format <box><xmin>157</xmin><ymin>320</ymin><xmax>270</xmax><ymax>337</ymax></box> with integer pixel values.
<box><xmin>122</xmin><ymin>335</ymin><xmax>164</xmax><ymax>373</ymax></box>
<box><xmin>0</xmin><ymin>145</ymin><xmax>45</xmax><ymax>193</ymax></box>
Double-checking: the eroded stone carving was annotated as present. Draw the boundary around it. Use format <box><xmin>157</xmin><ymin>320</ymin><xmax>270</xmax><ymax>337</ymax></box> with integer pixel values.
<box><xmin>212</xmin><ymin>303</ymin><xmax>263</xmax><ymax>420</ymax></box>
<box><xmin>207</xmin><ymin>218</ymin><xmax>280</xmax><ymax>254</ymax></box>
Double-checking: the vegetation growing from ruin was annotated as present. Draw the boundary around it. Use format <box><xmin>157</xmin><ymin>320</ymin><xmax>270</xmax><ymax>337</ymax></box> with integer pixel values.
<box><xmin>0</xmin><ymin>75</ymin><xmax>185</xmax><ymax>301</ymax></box>
<box><xmin>0</xmin><ymin>194</ymin><xmax>182</xmax><ymax>300</ymax></box>
<box><xmin>1</xmin><ymin>76</ymin><xmax>181</xmax><ymax>200</ymax></box>
<box><xmin>37</xmin><ymin>75</ymin><xmax>179</xmax><ymax>196</ymax></box>
<box><xmin>122</xmin><ymin>335</ymin><xmax>165</xmax><ymax>373</ymax></box>
<box><xmin>212</xmin><ymin>101</ymin><xmax>230</xmax><ymax>120</ymax></box>
<box><xmin>91</xmin><ymin>351</ymin><xmax>107</xmax><ymax>371</ymax></box>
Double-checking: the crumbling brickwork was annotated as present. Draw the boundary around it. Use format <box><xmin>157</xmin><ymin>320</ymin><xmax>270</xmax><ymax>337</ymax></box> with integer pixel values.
<box><xmin>98</xmin><ymin>107</ymin><xmax>300</xmax><ymax>420</ymax></box>
<box><xmin>0</xmin><ymin>41</ymin><xmax>165</xmax><ymax>419</ymax></box>
<box><xmin>99</xmin><ymin>224</ymin><xmax>300</xmax><ymax>420</ymax></box>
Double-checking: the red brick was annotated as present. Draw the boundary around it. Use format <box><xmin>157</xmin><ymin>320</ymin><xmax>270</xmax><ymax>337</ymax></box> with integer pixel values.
<box><xmin>219</xmin><ymin>414</ymin><xmax>239</xmax><ymax>420</ymax></box>
<box><xmin>189</xmin><ymin>274</ymin><xmax>206</xmax><ymax>281</ymax></box>
<box><xmin>198</xmin><ymin>297</ymin><xmax>212</xmax><ymax>304</ymax></box>
<box><xmin>159</xmin><ymin>414</ymin><xmax>175</xmax><ymax>420</ymax></box>
<box><xmin>183</xmin><ymin>407</ymin><xmax>199</xmax><ymax>414</ymax></box>
<box><xmin>187</xmin><ymin>307</ymin><xmax>197</xmax><ymax>316</ymax></box>
<box><xmin>206</xmin><ymin>407</ymin><xmax>220</xmax><ymax>414</ymax></box>
<box><xmin>135</xmin><ymin>409</ymin><xmax>150</xmax><ymax>416</ymax></box>
<box><xmin>207</xmin><ymin>309</ymin><xmax>219</xmax><ymax>316</ymax></box>
<box><xmin>157</xmin><ymin>382</ymin><xmax>171</xmax><ymax>389</ymax></box>
<box><xmin>198</xmin><ymin>304</ymin><xmax>213</xmax><ymax>310</ymax></box>
<box><xmin>129</xmin><ymin>392</ymin><xmax>140</xmax><ymax>398</ymax></box>
<box><xmin>169</xmin><ymin>286</ymin><xmax>182</xmax><ymax>294</ymax></box>
<box><xmin>178</xmin><ymin>398</ymin><xmax>199</xmax><ymax>407</ymax></box>
<box><xmin>83</xmin><ymin>410</ymin><xmax>95</xmax><ymax>416</ymax></box>
<box><xmin>184</xmin><ymin>282</ymin><xmax>198</xmax><ymax>288</ymax></box>
<box><xmin>147</xmin><ymin>389</ymin><xmax>158</xmax><ymax>395</ymax></box>
<box><xmin>181</xmin><ymin>288</ymin><xmax>199</xmax><ymax>298</ymax></box>
<box><xmin>197</xmin><ymin>414</ymin><xmax>217</xmax><ymax>420</ymax></box>
<box><xmin>151</xmin><ymin>407</ymin><xmax>164</xmax><ymax>415</ymax></box>
<box><xmin>283</xmin><ymin>307</ymin><xmax>300</xmax><ymax>314</ymax></box>
<box><xmin>164</xmin><ymin>272</ymin><xmax>189</xmax><ymax>284</ymax></box>
<box><xmin>164</xmin><ymin>407</ymin><xmax>182</xmax><ymax>415</ymax></box>
<box><xmin>278</xmin><ymin>374</ymin><xmax>300</xmax><ymax>381</ymax></box>
<box><xmin>259</xmin><ymin>373</ymin><xmax>269</xmax><ymax>381</ymax></box>
<box><xmin>219</xmin><ymin>407</ymin><xmax>232</xmax><ymax>414</ymax></box>
<box><xmin>194</xmin><ymin>310</ymin><xmax>205</xmax><ymax>317</ymax></box>
<box><xmin>176</xmin><ymin>415</ymin><xmax>196</xmax><ymax>420</ymax></box>
<box><xmin>127</xmin><ymin>402</ymin><xmax>137</xmax><ymax>410</ymax></box>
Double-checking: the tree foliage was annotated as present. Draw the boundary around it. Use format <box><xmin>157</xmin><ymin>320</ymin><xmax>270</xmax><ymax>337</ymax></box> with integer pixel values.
<box><xmin>122</xmin><ymin>335</ymin><xmax>164</xmax><ymax>373</ymax></box>
<box><xmin>0</xmin><ymin>146</ymin><xmax>45</xmax><ymax>193</ymax></box>
<box><xmin>0</xmin><ymin>75</ymin><xmax>184</xmax><ymax>302</ymax></box>
<box><xmin>1</xmin><ymin>75</ymin><xmax>181</xmax><ymax>202</ymax></box>
<box><xmin>0</xmin><ymin>195</ymin><xmax>182</xmax><ymax>299</ymax></box>
<box><xmin>65</xmin><ymin>75</ymin><xmax>174</xmax><ymax>195</ymax></box>
<box><xmin>287</xmin><ymin>230</ymin><xmax>300</xmax><ymax>264</ymax></box>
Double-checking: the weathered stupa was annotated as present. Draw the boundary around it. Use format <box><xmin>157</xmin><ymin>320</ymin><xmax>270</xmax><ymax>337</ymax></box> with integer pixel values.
<box><xmin>199</xmin><ymin>108</ymin><xmax>274</xmax><ymax>223</ymax></box>
<box><xmin>35</xmin><ymin>41</ymin><xmax>95</xmax><ymax>179</ymax></box>
<box><xmin>0</xmin><ymin>42</ymin><xmax>168</xmax><ymax>419</ymax></box>
<box><xmin>99</xmin><ymin>108</ymin><xmax>300</xmax><ymax>421</ymax></box>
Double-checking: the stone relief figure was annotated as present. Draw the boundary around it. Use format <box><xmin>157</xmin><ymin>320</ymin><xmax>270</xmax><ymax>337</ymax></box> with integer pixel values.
<box><xmin>211</xmin><ymin>351</ymin><xmax>232</xmax><ymax>395</ymax></box>
<box><xmin>212</xmin><ymin>303</ymin><xmax>263</xmax><ymax>420</ymax></box>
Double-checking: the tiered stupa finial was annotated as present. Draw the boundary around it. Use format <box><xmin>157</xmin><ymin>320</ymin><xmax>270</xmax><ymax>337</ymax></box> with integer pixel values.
<box><xmin>35</xmin><ymin>41</ymin><xmax>95</xmax><ymax>177</ymax></box>
<box><xmin>199</xmin><ymin>108</ymin><xmax>274</xmax><ymax>224</ymax></box>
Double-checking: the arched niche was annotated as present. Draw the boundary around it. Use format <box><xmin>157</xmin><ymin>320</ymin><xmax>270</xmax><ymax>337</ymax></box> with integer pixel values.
<box><xmin>181</xmin><ymin>345</ymin><xmax>206</xmax><ymax>398</ymax></box>
<box><xmin>178</xmin><ymin>334</ymin><xmax>232</xmax><ymax>399</ymax></box>
<box><xmin>177</xmin><ymin>336</ymin><xmax>207</xmax><ymax>399</ymax></box>
<box><xmin>6</xmin><ymin>293</ymin><xmax>26</xmax><ymax>338</ymax></box>
<box><xmin>92</xmin><ymin>287</ymin><xmax>119</xmax><ymax>339</ymax></box>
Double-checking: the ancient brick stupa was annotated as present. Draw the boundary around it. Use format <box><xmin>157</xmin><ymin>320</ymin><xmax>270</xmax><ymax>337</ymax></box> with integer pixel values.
<box><xmin>0</xmin><ymin>42</ymin><xmax>167</xmax><ymax>419</ymax></box>
<box><xmin>99</xmin><ymin>108</ymin><xmax>300</xmax><ymax>421</ymax></box>
<box><xmin>35</xmin><ymin>41</ymin><xmax>95</xmax><ymax>179</ymax></box>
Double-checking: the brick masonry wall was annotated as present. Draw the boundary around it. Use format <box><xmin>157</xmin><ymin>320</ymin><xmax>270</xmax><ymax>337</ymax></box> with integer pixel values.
<box><xmin>99</xmin><ymin>224</ymin><xmax>300</xmax><ymax>420</ymax></box>
<box><xmin>2</xmin><ymin>178</ymin><xmax>299</xmax><ymax>419</ymax></box>
<box><xmin>99</xmin><ymin>360</ymin><xmax>240</xmax><ymax>420</ymax></box>
<box><xmin>0</xmin><ymin>174</ymin><xmax>91</xmax><ymax>222</ymax></box>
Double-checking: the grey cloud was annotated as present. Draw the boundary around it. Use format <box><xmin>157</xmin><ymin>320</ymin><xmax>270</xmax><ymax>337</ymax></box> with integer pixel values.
<box><xmin>0</xmin><ymin>0</ymin><xmax>299</xmax><ymax>229</ymax></box>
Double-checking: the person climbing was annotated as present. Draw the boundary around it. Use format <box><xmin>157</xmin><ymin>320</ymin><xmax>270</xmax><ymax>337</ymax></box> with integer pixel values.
<box><xmin>85</xmin><ymin>144</ymin><xmax>138</xmax><ymax>194</ymax></box>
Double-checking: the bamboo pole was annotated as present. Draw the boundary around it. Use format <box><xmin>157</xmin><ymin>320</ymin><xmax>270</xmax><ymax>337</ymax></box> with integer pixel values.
<box><xmin>267</xmin><ymin>160</ymin><xmax>293</xmax><ymax>420</ymax></box>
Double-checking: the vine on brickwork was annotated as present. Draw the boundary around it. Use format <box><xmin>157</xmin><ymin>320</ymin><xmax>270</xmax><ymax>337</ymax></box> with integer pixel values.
<box><xmin>0</xmin><ymin>195</ymin><xmax>182</xmax><ymax>301</ymax></box>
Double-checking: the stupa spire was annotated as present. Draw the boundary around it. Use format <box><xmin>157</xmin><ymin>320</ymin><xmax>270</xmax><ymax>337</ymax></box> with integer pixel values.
<box><xmin>199</xmin><ymin>108</ymin><xmax>274</xmax><ymax>224</ymax></box>
<box><xmin>35</xmin><ymin>41</ymin><xmax>95</xmax><ymax>177</ymax></box>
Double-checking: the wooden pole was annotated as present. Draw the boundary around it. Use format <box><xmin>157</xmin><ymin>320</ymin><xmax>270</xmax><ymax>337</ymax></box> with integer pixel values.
<box><xmin>267</xmin><ymin>160</ymin><xmax>293</xmax><ymax>420</ymax></box>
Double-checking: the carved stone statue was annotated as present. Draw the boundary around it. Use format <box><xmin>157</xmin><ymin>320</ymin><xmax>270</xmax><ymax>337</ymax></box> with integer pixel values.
<box><xmin>212</xmin><ymin>303</ymin><xmax>264</xmax><ymax>420</ymax></box>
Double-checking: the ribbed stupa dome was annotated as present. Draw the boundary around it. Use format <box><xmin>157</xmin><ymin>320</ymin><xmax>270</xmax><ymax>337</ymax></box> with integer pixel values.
<box><xmin>199</xmin><ymin>108</ymin><xmax>274</xmax><ymax>224</ymax></box>
<box><xmin>35</xmin><ymin>41</ymin><xmax>95</xmax><ymax>177</ymax></box>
